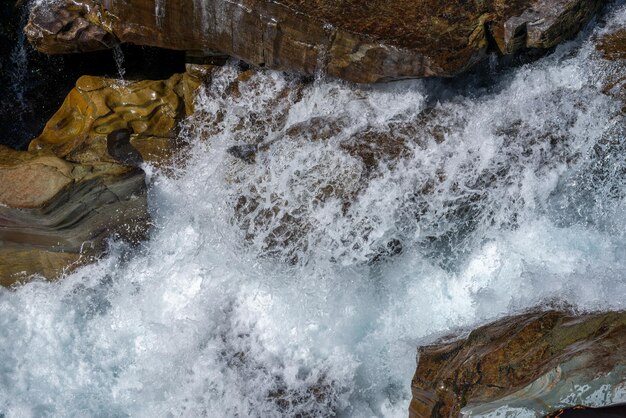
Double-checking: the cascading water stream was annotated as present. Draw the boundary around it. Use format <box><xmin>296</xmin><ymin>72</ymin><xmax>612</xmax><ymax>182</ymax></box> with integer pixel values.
<box><xmin>1</xmin><ymin>2</ymin><xmax>625</xmax><ymax>417</ymax></box>
<box><xmin>8</xmin><ymin>18</ymin><xmax>28</xmax><ymax>110</ymax></box>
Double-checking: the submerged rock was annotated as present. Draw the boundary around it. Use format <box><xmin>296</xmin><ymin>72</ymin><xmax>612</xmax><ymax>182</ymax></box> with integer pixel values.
<box><xmin>596</xmin><ymin>29</ymin><xmax>626</xmax><ymax>112</ymax></box>
<box><xmin>409</xmin><ymin>310</ymin><xmax>626</xmax><ymax>418</ymax></box>
<box><xmin>227</xmin><ymin>143</ymin><xmax>258</xmax><ymax>164</ymax></box>
<box><xmin>25</xmin><ymin>0</ymin><xmax>602</xmax><ymax>83</ymax></box>
<box><xmin>0</xmin><ymin>145</ymin><xmax>149</xmax><ymax>285</ymax></box>
<box><xmin>597</xmin><ymin>29</ymin><xmax>626</xmax><ymax>61</ymax></box>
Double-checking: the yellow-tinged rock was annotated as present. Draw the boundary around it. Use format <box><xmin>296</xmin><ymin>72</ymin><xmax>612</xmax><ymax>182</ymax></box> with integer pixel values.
<box><xmin>0</xmin><ymin>68</ymin><xmax>211</xmax><ymax>284</ymax></box>
<box><xmin>29</xmin><ymin>73</ymin><xmax>200</xmax><ymax>166</ymax></box>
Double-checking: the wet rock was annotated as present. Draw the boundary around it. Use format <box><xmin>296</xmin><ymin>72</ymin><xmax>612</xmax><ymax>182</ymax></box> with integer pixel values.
<box><xmin>25</xmin><ymin>0</ymin><xmax>602</xmax><ymax>83</ymax></box>
<box><xmin>24</xmin><ymin>0</ymin><xmax>118</xmax><ymax>54</ymax></box>
<box><xmin>409</xmin><ymin>310</ymin><xmax>626</xmax><ymax>418</ymax></box>
<box><xmin>0</xmin><ymin>63</ymin><xmax>211</xmax><ymax>284</ymax></box>
<box><xmin>596</xmin><ymin>29</ymin><xmax>626</xmax><ymax>61</ymax></box>
<box><xmin>0</xmin><ymin>0</ymin><xmax>186</xmax><ymax>150</ymax></box>
<box><xmin>0</xmin><ymin>145</ymin><xmax>149</xmax><ymax>285</ymax></box>
<box><xmin>227</xmin><ymin>143</ymin><xmax>258</xmax><ymax>164</ymax></box>
<box><xmin>29</xmin><ymin>72</ymin><xmax>206</xmax><ymax>167</ymax></box>
<box><xmin>107</xmin><ymin>128</ymin><xmax>144</xmax><ymax>167</ymax></box>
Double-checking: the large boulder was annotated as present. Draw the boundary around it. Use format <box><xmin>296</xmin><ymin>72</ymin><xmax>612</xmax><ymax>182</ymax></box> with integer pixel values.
<box><xmin>0</xmin><ymin>145</ymin><xmax>149</xmax><ymax>285</ymax></box>
<box><xmin>409</xmin><ymin>310</ymin><xmax>626</xmax><ymax>418</ymax></box>
<box><xmin>25</xmin><ymin>0</ymin><xmax>602</xmax><ymax>83</ymax></box>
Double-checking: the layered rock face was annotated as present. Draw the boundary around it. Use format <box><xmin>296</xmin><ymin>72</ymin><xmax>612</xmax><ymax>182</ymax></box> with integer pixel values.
<box><xmin>0</xmin><ymin>145</ymin><xmax>148</xmax><ymax>285</ymax></box>
<box><xmin>409</xmin><ymin>310</ymin><xmax>626</xmax><ymax>418</ymax></box>
<box><xmin>25</xmin><ymin>0</ymin><xmax>602</xmax><ymax>83</ymax></box>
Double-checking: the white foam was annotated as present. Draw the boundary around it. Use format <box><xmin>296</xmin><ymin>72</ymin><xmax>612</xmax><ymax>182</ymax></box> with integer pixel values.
<box><xmin>2</xmin><ymin>2</ymin><xmax>626</xmax><ymax>417</ymax></box>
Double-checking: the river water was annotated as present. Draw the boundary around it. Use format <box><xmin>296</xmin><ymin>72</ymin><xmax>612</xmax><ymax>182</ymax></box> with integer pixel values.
<box><xmin>1</xmin><ymin>2</ymin><xmax>625</xmax><ymax>417</ymax></box>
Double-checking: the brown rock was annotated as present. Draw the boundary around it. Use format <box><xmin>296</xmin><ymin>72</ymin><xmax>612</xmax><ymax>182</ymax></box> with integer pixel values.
<box><xmin>597</xmin><ymin>29</ymin><xmax>626</xmax><ymax>61</ymax></box>
<box><xmin>25</xmin><ymin>0</ymin><xmax>602</xmax><ymax>83</ymax></box>
<box><xmin>409</xmin><ymin>310</ymin><xmax>626</xmax><ymax>418</ymax></box>
<box><xmin>0</xmin><ymin>145</ymin><xmax>149</xmax><ymax>285</ymax></box>
<box><xmin>28</xmin><ymin>72</ymin><xmax>207</xmax><ymax>167</ymax></box>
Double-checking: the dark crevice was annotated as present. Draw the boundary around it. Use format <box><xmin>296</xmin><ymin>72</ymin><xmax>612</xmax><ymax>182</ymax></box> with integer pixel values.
<box><xmin>483</xmin><ymin>21</ymin><xmax>503</xmax><ymax>55</ymax></box>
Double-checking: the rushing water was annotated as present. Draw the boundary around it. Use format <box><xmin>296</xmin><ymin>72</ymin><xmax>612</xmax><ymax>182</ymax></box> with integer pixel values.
<box><xmin>1</xmin><ymin>3</ymin><xmax>626</xmax><ymax>418</ymax></box>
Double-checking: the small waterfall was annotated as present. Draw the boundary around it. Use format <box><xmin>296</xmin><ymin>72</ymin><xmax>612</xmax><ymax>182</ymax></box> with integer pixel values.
<box><xmin>113</xmin><ymin>45</ymin><xmax>126</xmax><ymax>80</ymax></box>
<box><xmin>193</xmin><ymin>0</ymin><xmax>211</xmax><ymax>35</ymax></box>
<box><xmin>155</xmin><ymin>0</ymin><xmax>166</xmax><ymax>28</ymax></box>
<box><xmin>7</xmin><ymin>2</ymin><xmax>31</xmax><ymax>110</ymax></box>
<box><xmin>8</xmin><ymin>30</ymin><xmax>28</xmax><ymax>109</ymax></box>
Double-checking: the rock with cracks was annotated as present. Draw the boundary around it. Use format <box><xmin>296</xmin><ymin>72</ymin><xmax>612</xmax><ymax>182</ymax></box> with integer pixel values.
<box><xmin>25</xmin><ymin>0</ymin><xmax>602</xmax><ymax>83</ymax></box>
<box><xmin>409</xmin><ymin>310</ymin><xmax>626</xmax><ymax>418</ymax></box>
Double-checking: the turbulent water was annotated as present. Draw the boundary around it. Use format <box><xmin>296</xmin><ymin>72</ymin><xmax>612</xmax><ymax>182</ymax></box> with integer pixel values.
<box><xmin>1</xmin><ymin>3</ymin><xmax>626</xmax><ymax>418</ymax></box>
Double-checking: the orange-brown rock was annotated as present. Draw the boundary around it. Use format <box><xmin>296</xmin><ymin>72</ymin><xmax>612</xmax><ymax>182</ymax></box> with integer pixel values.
<box><xmin>25</xmin><ymin>0</ymin><xmax>602</xmax><ymax>83</ymax></box>
<box><xmin>28</xmin><ymin>71</ymin><xmax>209</xmax><ymax>167</ymax></box>
<box><xmin>0</xmin><ymin>145</ymin><xmax>149</xmax><ymax>285</ymax></box>
<box><xmin>409</xmin><ymin>310</ymin><xmax>626</xmax><ymax>418</ymax></box>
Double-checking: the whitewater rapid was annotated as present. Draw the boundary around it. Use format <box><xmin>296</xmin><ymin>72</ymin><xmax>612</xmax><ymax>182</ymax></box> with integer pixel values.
<box><xmin>1</xmin><ymin>3</ymin><xmax>625</xmax><ymax>417</ymax></box>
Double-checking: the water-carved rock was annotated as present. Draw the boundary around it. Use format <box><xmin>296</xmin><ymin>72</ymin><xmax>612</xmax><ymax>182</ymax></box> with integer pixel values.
<box><xmin>0</xmin><ymin>145</ymin><xmax>149</xmax><ymax>285</ymax></box>
<box><xmin>25</xmin><ymin>0</ymin><xmax>602</xmax><ymax>83</ymax></box>
<box><xmin>409</xmin><ymin>310</ymin><xmax>626</xmax><ymax>418</ymax></box>
<box><xmin>29</xmin><ymin>71</ymin><xmax>208</xmax><ymax>167</ymax></box>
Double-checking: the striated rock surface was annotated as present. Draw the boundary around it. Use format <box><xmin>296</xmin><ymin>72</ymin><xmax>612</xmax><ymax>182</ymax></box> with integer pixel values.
<box><xmin>409</xmin><ymin>310</ymin><xmax>626</xmax><ymax>418</ymax></box>
<box><xmin>29</xmin><ymin>71</ymin><xmax>208</xmax><ymax>167</ymax></box>
<box><xmin>25</xmin><ymin>0</ymin><xmax>602</xmax><ymax>83</ymax></box>
<box><xmin>0</xmin><ymin>145</ymin><xmax>149</xmax><ymax>285</ymax></box>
